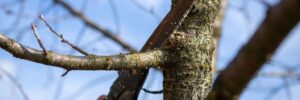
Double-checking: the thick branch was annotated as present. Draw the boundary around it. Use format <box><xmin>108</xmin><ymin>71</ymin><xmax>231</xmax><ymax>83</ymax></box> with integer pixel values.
<box><xmin>0</xmin><ymin>33</ymin><xmax>165</xmax><ymax>70</ymax></box>
<box><xmin>54</xmin><ymin>0</ymin><xmax>137</xmax><ymax>52</ymax></box>
<box><xmin>208</xmin><ymin>0</ymin><xmax>300</xmax><ymax>99</ymax></box>
<box><xmin>142</xmin><ymin>0</ymin><xmax>196</xmax><ymax>50</ymax></box>
<box><xmin>108</xmin><ymin>0</ymin><xmax>197</xmax><ymax>99</ymax></box>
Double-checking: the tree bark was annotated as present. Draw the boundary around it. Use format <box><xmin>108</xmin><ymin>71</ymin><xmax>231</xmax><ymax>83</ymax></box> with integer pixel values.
<box><xmin>163</xmin><ymin>0</ymin><xmax>219</xmax><ymax>100</ymax></box>
<box><xmin>108</xmin><ymin>0</ymin><xmax>198</xmax><ymax>99</ymax></box>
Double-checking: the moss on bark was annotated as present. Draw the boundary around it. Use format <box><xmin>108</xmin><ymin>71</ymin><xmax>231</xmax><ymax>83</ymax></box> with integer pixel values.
<box><xmin>162</xmin><ymin>0</ymin><xmax>220</xmax><ymax>100</ymax></box>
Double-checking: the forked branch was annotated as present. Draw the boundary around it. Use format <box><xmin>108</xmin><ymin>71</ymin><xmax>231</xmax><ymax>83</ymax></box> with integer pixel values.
<box><xmin>0</xmin><ymin>33</ymin><xmax>166</xmax><ymax>70</ymax></box>
<box><xmin>108</xmin><ymin>0</ymin><xmax>197</xmax><ymax>99</ymax></box>
<box><xmin>39</xmin><ymin>14</ymin><xmax>90</xmax><ymax>56</ymax></box>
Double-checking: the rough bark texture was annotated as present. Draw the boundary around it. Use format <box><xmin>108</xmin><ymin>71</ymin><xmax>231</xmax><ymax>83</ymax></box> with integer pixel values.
<box><xmin>207</xmin><ymin>0</ymin><xmax>300</xmax><ymax>99</ymax></box>
<box><xmin>163</xmin><ymin>0</ymin><xmax>220</xmax><ymax>100</ymax></box>
<box><xmin>2</xmin><ymin>0</ymin><xmax>300</xmax><ymax>100</ymax></box>
<box><xmin>108</xmin><ymin>0</ymin><xmax>198</xmax><ymax>99</ymax></box>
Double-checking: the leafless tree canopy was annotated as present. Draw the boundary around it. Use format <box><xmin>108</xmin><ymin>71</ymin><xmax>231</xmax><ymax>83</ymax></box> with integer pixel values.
<box><xmin>0</xmin><ymin>0</ymin><xmax>299</xmax><ymax>100</ymax></box>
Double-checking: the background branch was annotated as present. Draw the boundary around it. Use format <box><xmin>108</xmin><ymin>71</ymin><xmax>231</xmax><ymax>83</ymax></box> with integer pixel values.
<box><xmin>208</xmin><ymin>0</ymin><xmax>300</xmax><ymax>99</ymax></box>
<box><xmin>54</xmin><ymin>0</ymin><xmax>137</xmax><ymax>52</ymax></box>
<box><xmin>0</xmin><ymin>66</ymin><xmax>29</xmax><ymax>100</ymax></box>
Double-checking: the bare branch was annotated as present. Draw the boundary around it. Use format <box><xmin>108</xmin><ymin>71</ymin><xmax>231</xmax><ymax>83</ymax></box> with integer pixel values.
<box><xmin>39</xmin><ymin>14</ymin><xmax>90</xmax><ymax>56</ymax></box>
<box><xmin>60</xmin><ymin>70</ymin><xmax>70</xmax><ymax>77</ymax></box>
<box><xmin>70</xmin><ymin>25</ymin><xmax>88</xmax><ymax>54</ymax></box>
<box><xmin>142</xmin><ymin>88</ymin><xmax>163</xmax><ymax>94</ymax></box>
<box><xmin>40</xmin><ymin>14</ymin><xmax>90</xmax><ymax>76</ymax></box>
<box><xmin>208</xmin><ymin>0</ymin><xmax>300</xmax><ymax>99</ymax></box>
<box><xmin>39</xmin><ymin>15</ymin><xmax>60</xmax><ymax>37</ymax></box>
<box><xmin>54</xmin><ymin>0</ymin><xmax>137</xmax><ymax>52</ymax></box>
<box><xmin>31</xmin><ymin>23</ymin><xmax>48</xmax><ymax>55</ymax></box>
<box><xmin>0</xmin><ymin>33</ymin><xmax>166</xmax><ymax>70</ymax></box>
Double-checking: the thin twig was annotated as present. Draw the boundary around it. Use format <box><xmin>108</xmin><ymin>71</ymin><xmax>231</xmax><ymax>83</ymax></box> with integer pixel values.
<box><xmin>69</xmin><ymin>0</ymin><xmax>89</xmax><ymax>54</ymax></box>
<box><xmin>31</xmin><ymin>23</ymin><xmax>48</xmax><ymax>55</ymax></box>
<box><xmin>142</xmin><ymin>88</ymin><xmax>163</xmax><ymax>94</ymax></box>
<box><xmin>39</xmin><ymin>15</ymin><xmax>60</xmax><ymax>37</ymax></box>
<box><xmin>70</xmin><ymin>25</ymin><xmax>88</xmax><ymax>54</ymax></box>
<box><xmin>61</xmin><ymin>69</ymin><xmax>70</xmax><ymax>77</ymax></box>
<box><xmin>39</xmin><ymin>14</ymin><xmax>90</xmax><ymax>56</ymax></box>
<box><xmin>39</xmin><ymin>14</ymin><xmax>90</xmax><ymax>76</ymax></box>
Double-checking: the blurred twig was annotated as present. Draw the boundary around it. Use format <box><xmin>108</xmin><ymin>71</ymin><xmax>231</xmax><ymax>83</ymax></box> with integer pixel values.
<box><xmin>54</xmin><ymin>0</ymin><xmax>137</xmax><ymax>52</ymax></box>
<box><xmin>0</xmin><ymin>66</ymin><xmax>29</xmax><ymax>100</ymax></box>
<box><xmin>129</xmin><ymin>0</ymin><xmax>162</xmax><ymax>20</ymax></box>
<box><xmin>63</xmin><ymin>73</ymin><xmax>113</xmax><ymax>100</ymax></box>
<box><xmin>108</xmin><ymin>0</ymin><xmax>121</xmax><ymax>35</ymax></box>
<box><xmin>4</xmin><ymin>0</ymin><xmax>25</xmax><ymax>34</ymax></box>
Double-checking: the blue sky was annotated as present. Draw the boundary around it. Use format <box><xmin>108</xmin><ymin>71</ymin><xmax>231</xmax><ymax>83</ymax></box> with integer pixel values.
<box><xmin>0</xmin><ymin>0</ymin><xmax>300</xmax><ymax>100</ymax></box>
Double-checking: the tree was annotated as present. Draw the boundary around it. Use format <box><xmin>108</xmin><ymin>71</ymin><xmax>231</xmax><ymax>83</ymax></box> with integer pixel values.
<box><xmin>0</xmin><ymin>0</ymin><xmax>299</xmax><ymax>100</ymax></box>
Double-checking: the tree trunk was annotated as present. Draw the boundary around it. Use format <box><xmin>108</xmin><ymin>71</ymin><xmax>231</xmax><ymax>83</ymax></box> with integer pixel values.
<box><xmin>163</xmin><ymin>0</ymin><xmax>220</xmax><ymax>100</ymax></box>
